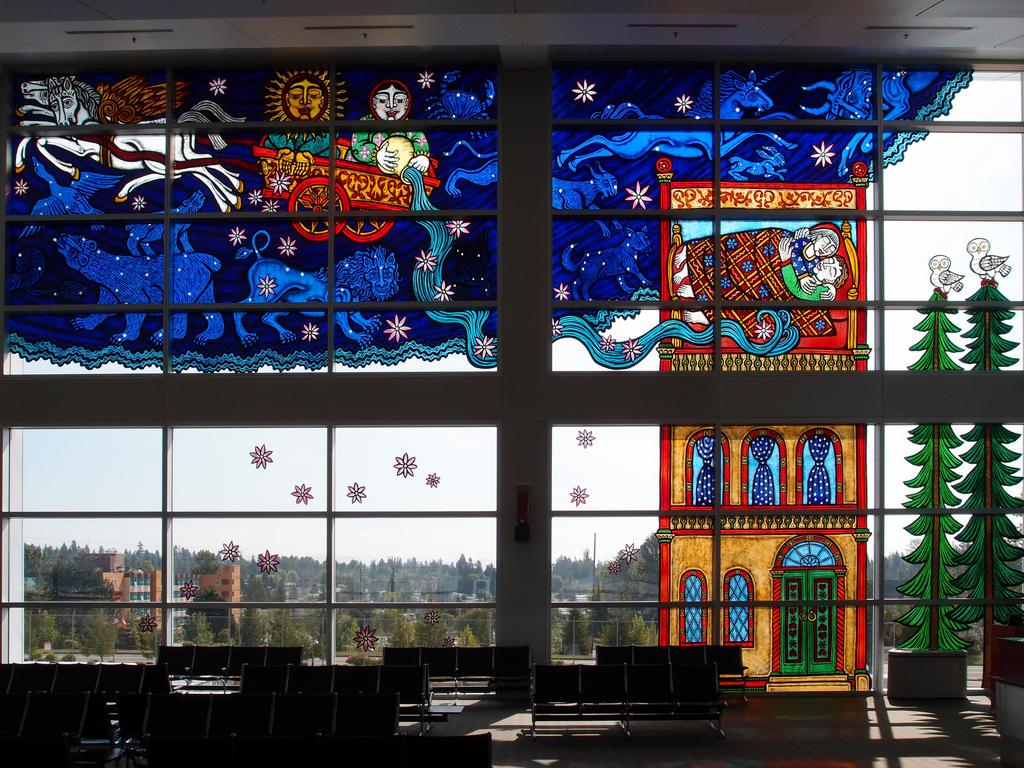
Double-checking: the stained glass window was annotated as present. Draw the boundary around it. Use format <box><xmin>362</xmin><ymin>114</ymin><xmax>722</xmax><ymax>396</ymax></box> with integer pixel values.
<box><xmin>680</xmin><ymin>570</ymin><xmax>708</xmax><ymax>645</ymax></box>
<box><xmin>724</xmin><ymin>570</ymin><xmax>754</xmax><ymax>646</ymax></box>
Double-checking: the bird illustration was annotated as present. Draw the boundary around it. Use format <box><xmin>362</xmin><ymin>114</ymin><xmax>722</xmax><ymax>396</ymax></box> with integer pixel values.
<box><xmin>928</xmin><ymin>255</ymin><xmax>964</xmax><ymax>295</ymax></box>
<box><xmin>18</xmin><ymin>157</ymin><xmax>121</xmax><ymax>237</ymax></box>
<box><xmin>966</xmin><ymin>237</ymin><xmax>1012</xmax><ymax>282</ymax></box>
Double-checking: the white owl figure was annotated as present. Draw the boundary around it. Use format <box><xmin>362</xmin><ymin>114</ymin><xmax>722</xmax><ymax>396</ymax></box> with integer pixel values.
<box><xmin>966</xmin><ymin>237</ymin><xmax>1012</xmax><ymax>281</ymax></box>
<box><xmin>928</xmin><ymin>255</ymin><xmax>964</xmax><ymax>295</ymax></box>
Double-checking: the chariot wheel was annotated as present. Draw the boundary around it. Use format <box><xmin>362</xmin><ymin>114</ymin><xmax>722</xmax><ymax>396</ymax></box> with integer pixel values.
<box><xmin>289</xmin><ymin>176</ymin><xmax>349</xmax><ymax>241</ymax></box>
<box><xmin>341</xmin><ymin>218</ymin><xmax>395</xmax><ymax>243</ymax></box>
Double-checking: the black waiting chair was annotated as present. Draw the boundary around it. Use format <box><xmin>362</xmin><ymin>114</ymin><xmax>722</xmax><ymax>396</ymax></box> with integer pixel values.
<box><xmin>632</xmin><ymin>645</ymin><xmax>671</xmax><ymax>665</ymax></box>
<box><xmin>379</xmin><ymin>665</ymin><xmax>431</xmax><ymax>734</ymax></box>
<box><xmin>156</xmin><ymin>646</ymin><xmax>195</xmax><ymax>678</ymax></box>
<box><xmin>332</xmin><ymin>664</ymin><xmax>379</xmax><ymax>695</ymax></box>
<box><xmin>0</xmin><ymin>692</ymin><xmax>27</xmax><ymax>737</ymax></box>
<box><xmin>235</xmin><ymin>735</ymin><xmax>320</xmax><ymax>766</ymax></box>
<box><xmin>422</xmin><ymin>647</ymin><xmax>458</xmax><ymax>686</ymax></box>
<box><xmin>382</xmin><ymin>646</ymin><xmax>421</xmax><ymax>666</ymax></box>
<box><xmin>595</xmin><ymin>645</ymin><xmax>633</xmax><ymax>666</ymax></box>
<box><xmin>322</xmin><ymin>734</ymin><xmax>406</xmax><ymax>768</ymax></box>
<box><xmin>265</xmin><ymin>646</ymin><xmax>302</xmax><ymax>666</ymax></box>
<box><xmin>455</xmin><ymin>646</ymin><xmax>493</xmax><ymax>695</ymax></box>
<box><xmin>96</xmin><ymin>664</ymin><xmax>144</xmax><ymax>699</ymax></box>
<box><xmin>208</xmin><ymin>693</ymin><xmax>273</xmax><ymax>738</ymax></box>
<box><xmin>530</xmin><ymin>664</ymin><xmax>580</xmax><ymax>736</ymax></box>
<box><xmin>53</xmin><ymin>663</ymin><xmax>101</xmax><ymax>693</ymax></box>
<box><xmin>270</xmin><ymin>693</ymin><xmax>336</xmax><ymax>737</ymax></box>
<box><xmin>240</xmin><ymin>664</ymin><xmax>288</xmax><ymax>695</ymax></box>
<box><xmin>334</xmin><ymin>693</ymin><xmax>400</xmax><ymax>737</ymax></box>
<box><xmin>143</xmin><ymin>694</ymin><xmax>211</xmax><ymax>739</ymax></box>
<box><xmin>706</xmin><ymin>645</ymin><xmax>748</xmax><ymax>701</ymax></box>
<box><xmin>144</xmin><ymin>736</ymin><xmax>231</xmax><ymax>768</ymax></box>
<box><xmin>227</xmin><ymin>646</ymin><xmax>267</xmax><ymax>676</ymax></box>
<box><xmin>624</xmin><ymin>663</ymin><xmax>674</xmax><ymax>734</ymax></box>
<box><xmin>190</xmin><ymin>646</ymin><xmax>230</xmax><ymax>681</ymax></box>
<box><xmin>672</xmin><ymin>663</ymin><xmax>725</xmax><ymax>737</ymax></box>
<box><xmin>8</xmin><ymin>662</ymin><xmax>56</xmax><ymax>693</ymax></box>
<box><xmin>580</xmin><ymin>663</ymin><xmax>627</xmax><ymax>718</ymax></box>
<box><xmin>493</xmin><ymin>646</ymin><xmax>531</xmax><ymax>692</ymax></box>
<box><xmin>406</xmin><ymin>732</ymin><xmax>493</xmax><ymax>768</ymax></box>
<box><xmin>0</xmin><ymin>733</ymin><xmax>73</xmax><ymax>768</ymax></box>
<box><xmin>141</xmin><ymin>663</ymin><xmax>172</xmax><ymax>695</ymax></box>
<box><xmin>113</xmin><ymin>693</ymin><xmax>149</xmax><ymax>748</ymax></box>
<box><xmin>285</xmin><ymin>663</ymin><xmax>333</xmax><ymax>694</ymax></box>
<box><xmin>670</xmin><ymin>645</ymin><xmax>708</xmax><ymax>666</ymax></box>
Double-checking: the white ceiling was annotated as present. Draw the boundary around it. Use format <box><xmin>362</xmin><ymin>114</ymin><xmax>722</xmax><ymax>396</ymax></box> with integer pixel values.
<box><xmin>0</xmin><ymin>0</ymin><xmax>1022</xmax><ymax>59</ymax></box>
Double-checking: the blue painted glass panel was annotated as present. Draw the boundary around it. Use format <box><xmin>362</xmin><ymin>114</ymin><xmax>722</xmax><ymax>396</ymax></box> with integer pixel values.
<box><xmin>727</xmin><ymin>573</ymin><xmax>751</xmax><ymax>643</ymax></box>
<box><xmin>802</xmin><ymin>437</ymin><xmax>837</xmax><ymax>505</ymax></box>
<box><xmin>7</xmin><ymin>222</ymin><xmax>162</xmax><ymax>306</ymax></box>
<box><xmin>7</xmin><ymin>311</ymin><xmax>162</xmax><ymax>371</ymax></box>
<box><xmin>553</xmin><ymin>129</ymin><xmax>713</xmax><ymax>210</ymax></box>
<box><xmin>552</xmin><ymin>220</ymin><xmax>664</xmax><ymax>301</ymax></box>
<box><xmin>718</xmin><ymin>130</ymin><xmax>875</xmax><ymax>186</ymax></box>
<box><xmin>334</xmin><ymin>309</ymin><xmax>497</xmax><ymax>371</ymax></box>
<box><xmin>172</xmin><ymin>310</ymin><xmax>327</xmax><ymax>373</ymax></box>
<box><xmin>719</xmin><ymin>66</ymin><xmax>875</xmax><ymax>121</ymax></box>
<box><xmin>552</xmin><ymin>65</ymin><xmax>712</xmax><ymax>120</ymax></box>
<box><xmin>7</xmin><ymin>136</ymin><xmax>168</xmax><ymax>215</ymax></box>
<box><xmin>748</xmin><ymin>437</ymin><xmax>780</xmax><ymax>506</ymax></box>
<box><xmin>683</xmin><ymin>574</ymin><xmax>705</xmax><ymax>643</ymax></box>
<box><xmin>881</xmin><ymin>68</ymin><xmax>973</xmax><ymax>120</ymax></box>
<box><xmin>782</xmin><ymin>540</ymin><xmax>836</xmax><ymax>568</ymax></box>
<box><xmin>11</xmin><ymin>71</ymin><xmax>170</xmax><ymax>126</ymax></box>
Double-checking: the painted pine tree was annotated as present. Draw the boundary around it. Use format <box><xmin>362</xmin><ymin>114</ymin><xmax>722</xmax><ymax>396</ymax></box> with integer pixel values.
<box><xmin>896</xmin><ymin>291</ymin><xmax>970</xmax><ymax>650</ymax></box>
<box><xmin>950</xmin><ymin>277</ymin><xmax>1024</xmax><ymax>682</ymax></box>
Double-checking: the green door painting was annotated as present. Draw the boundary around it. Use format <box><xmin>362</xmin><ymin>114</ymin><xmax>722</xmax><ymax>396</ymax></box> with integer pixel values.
<box><xmin>780</xmin><ymin>570</ymin><xmax>837</xmax><ymax>675</ymax></box>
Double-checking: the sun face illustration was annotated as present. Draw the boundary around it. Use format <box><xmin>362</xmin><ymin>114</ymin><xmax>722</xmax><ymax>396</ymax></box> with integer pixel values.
<box><xmin>265</xmin><ymin>69</ymin><xmax>345</xmax><ymax>121</ymax></box>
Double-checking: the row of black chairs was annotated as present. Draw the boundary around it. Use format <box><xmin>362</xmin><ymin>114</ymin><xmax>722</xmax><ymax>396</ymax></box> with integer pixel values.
<box><xmin>531</xmin><ymin>663</ymin><xmax>725</xmax><ymax>738</ymax></box>
<box><xmin>0</xmin><ymin>663</ymin><xmax>171</xmax><ymax>697</ymax></box>
<box><xmin>595</xmin><ymin>644</ymin><xmax>748</xmax><ymax>699</ymax></box>
<box><xmin>0</xmin><ymin>691</ymin><xmax>125</xmax><ymax>767</ymax></box>
<box><xmin>143</xmin><ymin>732</ymin><xmax>492</xmax><ymax>768</ymax></box>
<box><xmin>241</xmin><ymin>663</ymin><xmax>427</xmax><ymax>699</ymax></box>
<box><xmin>157</xmin><ymin>645</ymin><xmax>302</xmax><ymax>678</ymax></box>
<box><xmin>381</xmin><ymin>645</ymin><xmax>531</xmax><ymax>694</ymax></box>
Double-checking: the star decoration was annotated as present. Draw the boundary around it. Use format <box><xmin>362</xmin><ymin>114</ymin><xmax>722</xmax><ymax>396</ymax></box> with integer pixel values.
<box><xmin>618</xmin><ymin>543</ymin><xmax>640</xmax><ymax>564</ymax></box>
<box><xmin>130</xmin><ymin>195</ymin><xmax>147</xmax><ymax>211</ymax></box>
<box><xmin>576</xmin><ymin>429</ymin><xmax>596</xmax><ymax>449</ymax></box>
<box><xmin>572</xmin><ymin>79</ymin><xmax>597</xmax><ymax>103</ymax></box>
<box><xmin>425</xmin><ymin>610</ymin><xmax>442</xmax><ymax>625</ymax></box>
<box><xmin>811</xmin><ymin>141</ymin><xmax>836</xmax><ymax>168</ymax></box>
<box><xmin>208</xmin><ymin>77</ymin><xmax>228</xmax><ymax>96</ymax></box>
<box><xmin>417</xmin><ymin>71</ymin><xmax>435</xmax><ymax>89</ymax></box>
<box><xmin>257</xmin><ymin>550</ymin><xmax>280</xmax><ymax>574</ymax></box>
<box><xmin>675</xmin><ymin>94</ymin><xmax>693</xmax><ymax>114</ymax></box>
<box><xmin>249</xmin><ymin>444</ymin><xmax>274</xmax><ymax>469</ymax></box>
<box><xmin>179</xmin><ymin>580</ymin><xmax>198</xmax><ymax>601</ymax></box>
<box><xmin>219</xmin><ymin>541</ymin><xmax>241</xmax><ymax>563</ymax></box>
<box><xmin>443</xmin><ymin>636</ymin><xmax>458</xmax><ymax>648</ymax></box>
<box><xmin>753</xmin><ymin>316</ymin><xmax>775</xmax><ymax>341</ymax></box>
<box><xmin>552</xmin><ymin>318</ymin><xmax>564</xmax><ymax>337</ymax></box>
<box><xmin>268</xmin><ymin>171</ymin><xmax>293</xmax><ymax>195</ymax></box>
<box><xmin>471</xmin><ymin>335</ymin><xmax>496</xmax><ymax>359</ymax></box>
<box><xmin>621</xmin><ymin>338</ymin><xmax>643</xmax><ymax>362</ymax></box>
<box><xmin>257</xmin><ymin>275</ymin><xmax>277</xmax><ymax>298</ymax></box>
<box><xmin>262</xmin><ymin>199</ymin><xmax>280</xmax><ymax>213</ymax></box>
<box><xmin>624</xmin><ymin>181</ymin><xmax>653</xmax><ymax>210</ymax></box>
<box><xmin>569</xmin><ymin>485</ymin><xmax>589</xmax><ymax>507</ymax></box>
<box><xmin>415</xmin><ymin>249</ymin><xmax>437</xmax><ymax>272</ymax></box>
<box><xmin>598</xmin><ymin>334</ymin><xmax>617</xmax><ymax>352</ymax></box>
<box><xmin>394</xmin><ymin>452</ymin><xmax>417</xmax><ymax>478</ymax></box>
<box><xmin>13</xmin><ymin>178</ymin><xmax>29</xmax><ymax>196</ymax></box>
<box><xmin>137</xmin><ymin>614</ymin><xmax>158</xmax><ymax>633</ymax></box>
<box><xmin>433</xmin><ymin>280</ymin><xmax>456</xmax><ymax>302</ymax></box>
<box><xmin>425</xmin><ymin>473</ymin><xmax>441</xmax><ymax>488</ymax></box>
<box><xmin>301</xmin><ymin>322</ymin><xmax>320</xmax><ymax>342</ymax></box>
<box><xmin>277</xmin><ymin>236</ymin><xmax>298</xmax><ymax>258</ymax></box>
<box><xmin>346</xmin><ymin>482</ymin><xmax>367</xmax><ymax>504</ymax></box>
<box><xmin>446</xmin><ymin>220</ymin><xmax>470</xmax><ymax>238</ymax></box>
<box><xmin>554</xmin><ymin>283</ymin><xmax>570</xmax><ymax>301</ymax></box>
<box><xmin>228</xmin><ymin>227</ymin><xmax>247</xmax><ymax>246</ymax></box>
<box><xmin>247</xmin><ymin>189</ymin><xmax>264</xmax><ymax>207</ymax></box>
<box><xmin>354</xmin><ymin>625</ymin><xmax>379</xmax><ymax>652</ymax></box>
<box><xmin>607</xmin><ymin>561</ymin><xmax>622</xmax><ymax>575</ymax></box>
<box><xmin>384</xmin><ymin>314</ymin><xmax>411</xmax><ymax>342</ymax></box>
<box><xmin>291</xmin><ymin>484</ymin><xmax>314</xmax><ymax>505</ymax></box>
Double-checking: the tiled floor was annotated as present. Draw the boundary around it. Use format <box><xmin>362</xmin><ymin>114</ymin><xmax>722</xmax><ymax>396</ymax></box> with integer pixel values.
<box><xmin>420</xmin><ymin>694</ymin><xmax>1002</xmax><ymax>767</ymax></box>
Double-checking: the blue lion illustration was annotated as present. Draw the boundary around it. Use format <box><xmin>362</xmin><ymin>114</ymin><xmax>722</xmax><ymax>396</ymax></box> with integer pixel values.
<box><xmin>234</xmin><ymin>234</ymin><xmax>399</xmax><ymax>347</ymax></box>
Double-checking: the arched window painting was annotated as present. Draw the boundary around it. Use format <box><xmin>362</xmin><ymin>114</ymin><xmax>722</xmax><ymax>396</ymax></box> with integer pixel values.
<box><xmin>724</xmin><ymin>570</ymin><xmax>754</xmax><ymax>646</ymax></box>
<box><xmin>781</xmin><ymin>540</ymin><xmax>837</xmax><ymax>568</ymax></box>
<box><xmin>680</xmin><ymin>570</ymin><xmax>708</xmax><ymax>644</ymax></box>
<box><xmin>746</xmin><ymin>432</ymin><xmax>782</xmax><ymax>506</ymax></box>
<box><xmin>801</xmin><ymin>432</ymin><xmax>837</xmax><ymax>505</ymax></box>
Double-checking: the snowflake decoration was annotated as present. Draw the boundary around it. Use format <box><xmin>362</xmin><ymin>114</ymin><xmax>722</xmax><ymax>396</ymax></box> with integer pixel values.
<box><xmin>291</xmin><ymin>484</ymin><xmax>314</xmax><ymax>505</ymax></box>
<box><xmin>446</xmin><ymin>220</ymin><xmax>470</xmax><ymax>238</ymax></box>
<box><xmin>354</xmin><ymin>625</ymin><xmax>379</xmax><ymax>652</ymax></box>
<box><xmin>394</xmin><ymin>452</ymin><xmax>417</xmax><ymax>478</ymax></box>
<box><xmin>262</xmin><ymin>199</ymin><xmax>280</xmax><ymax>213</ymax></box>
<box><xmin>569</xmin><ymin>485</ymin><xmax>589</xmax><ymax>507</ymax></box>
<box><xmin>753</xmin><ymin>316</ymin><xmax>775</xmax><ymax>341</ymax></box>
<box><xmin>415</xmin><ymin>249</ymin><xmax>437</xmax><ymax>272</ymax></box>
<box><xmin>179</xmin><ymin>580</ymin><xmax>198</xmax><ymax>601</ymax></box>
<box><xmin>247</xmin><ymin>189</ymin><xmax>264</xmax><ymax>207</ymax></box>
<box><xmin>425</xmin><ymin>473</ymin><xmax>441</xmax><ymax>488</ymax></box>
<box><xmin>576</xmin><ymin>429</ymin><xmax>596</xmax><ymax>449</ymax></box>
<box><xmin>137</xmin><ymin>614</ymin><xmax>158</xmax><ymax>633</ymax></box>
<box><xmin>554</xmin><ymin>283</ymin><xmax>570</xmax><ymax>301</ymax></box>
<box><xmin>433</xmin><ymin>280</ymin><xmax>456</xmax><ymax>302</ymax></box>
<box><xmin>277</xmin><ymin>236</ymin><xmax>298</xmax><ymax>258</ymax></box>
<box><xmin>552</xmin><ymin>318</ymin><xmax>564</xmax><ymax>337</ymax></box>
<box><xmin>257</xmin><ymin>274</ymin><xmax>277</xmax><ymax>298</ymax></box>
<box><xmin>257</xmin><ymin>550</ymin><xmax>280</xmax><ymax>574</ymax></box>
<box><xmin>219</xmin><ymin>541</ymin><xmax>241</xmax><ymax>563</ymax></box>
<box><xmin>208</xmin><ymin>77</ymin><xmax>228</xmax><ymax>96</ymax></box>
<box><xmin>268</xmin><ymin>171</ymin><xmax>293</xmax><ymax>195</ymax></box>
<box><xmin>572</xmin><ymin>79</ymin><xmax>597</xmax><ymax>103</ymax></box>
<box><xmin>443</xmin><ymin>636</ymin><xmax>458</xmax><ymax>648</ymax></box>
<box><xmin>384</xmin><ymin>314</ymin><xmax>411</xmax><ymax>342</ymax></box>
<box><xmin>607</xmin><ymin>561</ymin><xmax>622</xmax><ymax>575</ymax></box>
<box><xmin>301</xmin><ymin>322</ymin><xmax>320</xmax><ymax>342</ymax></box>
<box><xmin>624</xmin><ymin>181</ymin><xmax>653</xmax><ymax>210</ymax></box>
<box><xmin>346</xmin><ymin>482</ymin><xmax>367</xmax><ymax>504</ymax></box>
<box><xmin>250</xmin><ymin>444</ymin><xmax>274</xmax><ymax>469</ymax></box>
<box><xmin>621</xmin><ymin>338</ymin><xmax>643</xmax><ymax>362</ymax></box>
<box><xmin>472</xmin><ymin>335</ymin><xmax>496</xmax><ymax>359</ymax></box>
<box><xmin>811</xmin><ymin>141</ymin><xmax>836</xmax><ymax>168</ymax></box>
<box><xmin>228</xmin><ymin>227</ymin><xmax>247</xmax><ymax>246</ymax></box>
<box><xmin>618</xmin><ymin>543</ymin><xmax>640</xmax><ymax>564</ymax></box>
<box><xmin>417</xmin><ymin>71</ymin><xmax>435</xmax><ymax>89</ymax></box>
<box><xmin>675</xmin><ymin>94</ymin><xmax>694</xmax><ymax>114</ymax></box>
<box><xmin>599</xmin><ymin>334</ymin><xmax>617</xmax><ymax>352</ymax></box>
<box><xmin>130</xmin><ymin>195</ymin><xmax>147</xmax><ymax>211</ymax></box>
<box><xmin>424</xmin><ymin>610</ymin><xmax>441</xmax><ymax>625</ymax></box>
<box><xmin>13</xmin><ymin>178</ymin><xmax>29</xmax><ymax>196</ymax></box>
